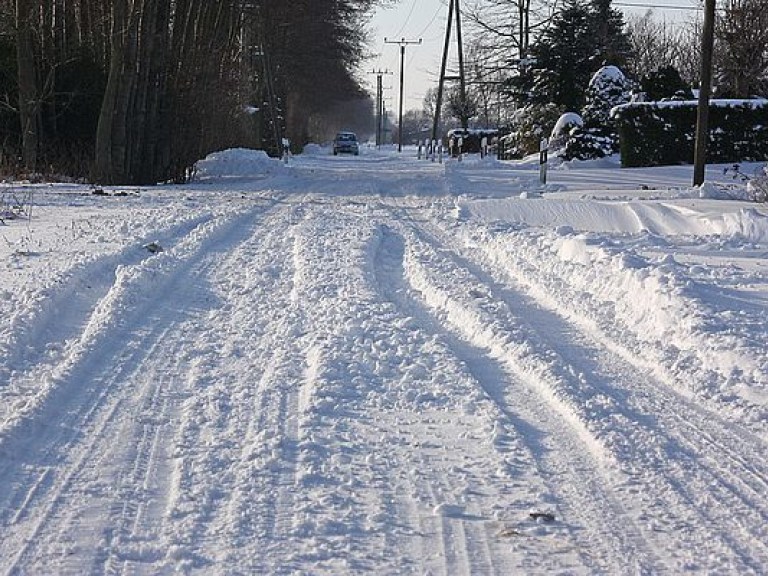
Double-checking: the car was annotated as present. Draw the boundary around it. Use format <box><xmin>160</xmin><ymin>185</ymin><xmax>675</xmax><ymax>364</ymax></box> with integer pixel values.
<box><xmin>333</xmin><ymin>131</ymin><xmax>359</xmax><ymax>155</ymax></box>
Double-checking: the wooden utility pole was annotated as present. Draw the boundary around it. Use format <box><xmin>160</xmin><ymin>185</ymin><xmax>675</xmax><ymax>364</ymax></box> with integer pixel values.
<box><xmin>454</xmin><ymin>0</ymin><xmax>468</xmax><ymax>129</ymax></box>
<box><xmin>385</xmin><ymin>37</ymin><xmax>421</xmax><ymax>152</ymax></box>
<box><xmin>693</xmin><ymin>0</ymin><xmax>716</xmax><ymax>186</ymax></box>
<box><xmin>369</xmin><ymin>69</ymin><xmax>392</xmax><ymax>147</ymax></box>
<box><xmin>431</xmin><ymin>0</ymin><xmax>468</xmax><ymax>145</ymax></box>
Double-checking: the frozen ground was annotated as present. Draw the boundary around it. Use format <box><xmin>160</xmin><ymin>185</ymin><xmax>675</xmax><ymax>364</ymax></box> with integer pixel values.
<box><xmin>1</xmin><ymin>147</ymin><xmax>767</xmax><ymax>574</ymax></box>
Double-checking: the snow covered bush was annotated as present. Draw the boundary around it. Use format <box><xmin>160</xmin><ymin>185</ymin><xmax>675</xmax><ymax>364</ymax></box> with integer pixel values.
<box><xmin>563</xmin><ymin>65</ymin><xmax>632</xmax><ymax>160</ymax></box>
<box><xmin>499</xmin><ymin>103</ymin><xmax>562</xmax><ymax>159</ymax></box>
<box><xmin>549</xmin><ymin>112</ymin><xmax>583</xmax><ymax>157</ymax></box>
<box><xmin>639</xmin><ymin>66</ymin><xmax>693</xmax><ymax>102</ymax></box>
<box><xmin>583</xmin><ymin>66</ymin><xmax>634</xmax><ymax>126</ymax></box>
<box><xmin>612</xmin><ymin>99</ymin><xmax>768</xmax><ymax>168</ymax></box>
<box><xmin>747</xmin><ymin>169</ymin><xmax>768</xmax><ymax>203</ymax></box>
<box><xmin>726</xmin><ymin>163</ymin><xmax>768</xmax><ymax>203</ymax></box>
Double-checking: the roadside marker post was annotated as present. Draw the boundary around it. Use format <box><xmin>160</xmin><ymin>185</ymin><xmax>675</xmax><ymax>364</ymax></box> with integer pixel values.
<box><xmin>539</xmin><ymin>138</ymin><xmax>548</xmax><ymax>185</ymax></box>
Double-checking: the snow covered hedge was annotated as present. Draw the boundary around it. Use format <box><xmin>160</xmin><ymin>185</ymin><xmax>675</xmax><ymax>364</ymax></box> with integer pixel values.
<box><xmin>611</xmin><ymin>99</ymin><xmax>768</xmax><ymax>168</ymax></box>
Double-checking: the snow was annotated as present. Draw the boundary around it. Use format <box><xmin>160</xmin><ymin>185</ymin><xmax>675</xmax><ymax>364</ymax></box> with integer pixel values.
<box><xmin>1</xmin><ymin>147</ymin><xmax>767</xmax><ymax>574</ymax></box>
<box><xmin>589</xmin><ymin>65</ymin><xmax>627</xmax><ymax>86</ymax></box>
<box><xmin>551</xmin><ymin>112</ymin><xmax>584</xmax><ymax>138</ymax></box>
<box><xmin>612</xmin><ymin>97</ymin><xmax>768</xmax><ymax>116</ymax></box>
<box><xmin>194</xmin><ymin>147</ymin><xmax>285</xmax><ymax>179</ymax></box>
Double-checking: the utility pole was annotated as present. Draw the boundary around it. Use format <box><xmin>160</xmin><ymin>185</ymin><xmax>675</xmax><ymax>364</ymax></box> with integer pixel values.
<box><xmin>368</xmin><ymin>69</ymin><xmax>392</xmax><ymax>147</ymax></box>
<box><xmin>431</xmin><ymin>0</ymin><xmax>468</xmax><ymax>145</ymax></box>
<box><xmin>385</xmin><ymin>37</ymin><xmax>421</xmax><ymax>152</ymax></box>
<box><xmin>693</xmin><ymin>0</ymin><xmax>716</xmax><ymax>186</ymax></box>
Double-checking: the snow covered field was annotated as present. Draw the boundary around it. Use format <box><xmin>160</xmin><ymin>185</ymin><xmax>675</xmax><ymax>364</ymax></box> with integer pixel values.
<box><xmin>1</xmin><ymin>147</ymin><xmax>767</xmax><ymax>574</ymax></box>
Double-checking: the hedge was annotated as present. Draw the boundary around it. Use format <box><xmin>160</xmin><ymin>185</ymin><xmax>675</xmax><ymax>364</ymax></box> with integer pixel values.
<box><xmin>610</xmin><ymin>99</ymin><xmax>768</xmax><ymax>168</ymax></box>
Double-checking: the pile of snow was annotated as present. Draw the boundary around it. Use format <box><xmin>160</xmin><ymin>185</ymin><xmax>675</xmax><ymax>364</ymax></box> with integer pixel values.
<box><xmin>193</xmin><ymin>148</ymin><xmax>284</xmax><ymax>180</ymax></box>
<box><xmin>302</xmin><ymin>143</ymin><xmax>326</xmax><ymax>155</ymax></box>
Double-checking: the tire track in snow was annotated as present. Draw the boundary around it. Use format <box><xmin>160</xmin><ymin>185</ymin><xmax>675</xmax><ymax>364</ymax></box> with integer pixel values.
<box><xmin>0</xmin><ymin>210</ymin><xmax>218</xmax><ymax>424</ymax></box>
<box><xmin>436</xmin><ymin>224</ymin><xmax>768</xmax><ymax>570</ymax></box>
<box><xmin>372</xmin><ymin>225</ymin><xmax>597</xmax><ymax>574</ymax></box>
<box><xmin>0</xmin><ymin>199</ymin><xmax>281</xmax><ymax>575</ymax></box>
<box><xmin>158</xmin><ymin>200</ymin><xmax>311</xmax><ymax>572</ymax></box>
<box><xmin>420</xmin><ymin>219</ymin><xmax>768</xmax><ymax>573</ymax></box>
<box><xmin>378</xmin><ymin>220</ymin><xmax>664</xmax><ymax>574</ymax></box>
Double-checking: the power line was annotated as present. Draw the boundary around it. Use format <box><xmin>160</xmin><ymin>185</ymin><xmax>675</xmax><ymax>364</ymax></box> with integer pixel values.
<box><xmin>415</xmin><ymin>3</ymin><xmax>446</xmax><ymax>38</ymax></box>
<box><xmin>393</xmin><ymin>0</ymin><xmax>419</xmax><ymax>38</ymax></box>
<box><xmin>614</xmin><ymin>1</ymin><xmax>702</xmax><ymax>10</ymax></box>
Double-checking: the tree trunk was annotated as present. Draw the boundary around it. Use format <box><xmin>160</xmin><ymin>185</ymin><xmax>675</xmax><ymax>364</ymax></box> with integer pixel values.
<box><xmin>16</xmin><ymin>0</ymin><xmax>39</xmax><ymax>171</ymax></box>
<box><xmin>94</xmin><ymin>0</ymin><xmax>138</xmax><ymax>184</ymax></box>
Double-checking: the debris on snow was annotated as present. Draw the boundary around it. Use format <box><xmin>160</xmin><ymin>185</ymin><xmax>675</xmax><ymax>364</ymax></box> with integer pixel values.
<box><xmin>143</xmin><ymin>241</ymin><xmax>164</xmax><ymax>254</ymax></box>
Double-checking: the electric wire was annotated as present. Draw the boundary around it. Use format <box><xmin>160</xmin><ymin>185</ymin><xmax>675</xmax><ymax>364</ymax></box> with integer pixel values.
<box><xmin>393</xmin><ymin>0</ymin><xmax>419</xmax><ymax>38</ymax></box>
<box><xmin>614</xmin><ymin>1</ymin><xmax>703</xmax><ymax>10</ymax></box>
<box><xmin>415</xmin><ymin>2</ymin><xmax>446</xmax><ymax>39</ymax></box>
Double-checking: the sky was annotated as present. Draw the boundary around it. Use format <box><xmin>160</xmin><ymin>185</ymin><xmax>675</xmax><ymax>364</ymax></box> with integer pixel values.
<box><xmin>364</xmin><ymin>0</ymin><xmax>703</xmax><ymax>113</ymax></box>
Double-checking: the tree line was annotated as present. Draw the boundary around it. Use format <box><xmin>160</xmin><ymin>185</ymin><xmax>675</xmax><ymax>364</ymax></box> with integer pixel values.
<box><xmin>398</xmin><ymin>0</ymin><xmax>767</xmax><ymax>152</ymax></box>
<box><xmin>1</xmin><ymin>0</ymin><xmax>380</xmax><ymax>184</ymax></box>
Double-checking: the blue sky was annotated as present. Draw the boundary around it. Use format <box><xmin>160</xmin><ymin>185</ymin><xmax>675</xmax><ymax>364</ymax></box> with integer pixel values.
<box><xmin>363</xmin><ymin>0</ymin><xmax>701</xmax><ymax>112</ymax></box>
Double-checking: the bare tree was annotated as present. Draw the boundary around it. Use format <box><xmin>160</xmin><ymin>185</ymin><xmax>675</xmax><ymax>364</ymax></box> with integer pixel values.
<box><xmin>462</xmin><ymin>0</ymin><xmax>561</xmax><ymax>112</ymax></box>
<box><xmin>15</xmin><ymin>0</ymin><xmax>39</xmax><ymax>171</ymax></box>
<box><xmin>625</xmin><ymin>10</ymin><xmax>702</xmax><ymax>92</ymax></box>
<box><xmin>715</xmin><ymin>0</ymin><xmax>768</xmax><ymax>97</ymax></box>
<box><xmin>261</xmin><ymin>0</ymin><xmax>376</xmax><ymax>148</ymax></box>
<box><xmin>3</xmin><ymin>0</ymin><xmax>382</xmax><ymax>182</ymax></box>
<box><xmin>465</xmin><ymin>0</ymin><xmax>559</xmax><ymax>64</ymax></box>
<box><xmin>95</xmin><ymin>0</ymin><xmax>250</xmax><ymax>184</ymax></box>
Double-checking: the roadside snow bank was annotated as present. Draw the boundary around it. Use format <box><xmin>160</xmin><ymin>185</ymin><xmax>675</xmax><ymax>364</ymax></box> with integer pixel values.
<box><xmin>302</xmin><ymin>143</ymin><xmax>326</xmax><ymax>155</ymax></box>
<box><xmin>459</xmin><ymin>222</ymin><xmax>768</xmax><ymax>424</ymax></box>
<box><xmin>194</xmin><ymin>148</ymin><xmax>284</xmax><ymax>180</ymax></box>
<box><xmin>458</xmin><ymin>197</ymin><xmax>768</xmax><ymax>241</ymax></box>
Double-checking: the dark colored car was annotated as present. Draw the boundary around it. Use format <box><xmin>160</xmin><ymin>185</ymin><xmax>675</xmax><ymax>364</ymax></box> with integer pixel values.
<box><xmin>333</xmin><ymin>132</ymin><xmax>360</xmax><ymax>155</ymax></box>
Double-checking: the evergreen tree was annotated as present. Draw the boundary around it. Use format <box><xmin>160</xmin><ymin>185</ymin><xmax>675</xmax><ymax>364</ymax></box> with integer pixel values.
<box><xmin>529</xmin><ymin>0</ymin><xmax>592</xmax><ymax>111</ymax></box>
<box><xmin>505</xmin><ymin>102</ymin><xmax>563</xmax><ymax>157</ymax></box>
<box><xmin>640</xmin><ymin>66</ymin><xmax>693</xmax><ymax>101</ymax></box>
<box><xmin>564</xmin><ymin>65</ymin><xmax>632</xmax><ymax>160</ymax></box>
<box><xmin>529</xmin><ymin>0</ymin><xmax>631</xmax><ymax>111</ymax></box>
<box><xmin>582</xmin><ymin>66</ymin><xmax>633</xmax><ymax>126</ymax></box>
<box><xmin>589</xmin><ymin>0</ymin><xmax>632</xmax><ymax>70</ymax></box>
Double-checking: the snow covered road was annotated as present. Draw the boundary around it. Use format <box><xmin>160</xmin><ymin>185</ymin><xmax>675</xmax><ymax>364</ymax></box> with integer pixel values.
<box><xmin>1</xmin><ymin>149</ymin><xmax>767</xmax><ymax>574</ymax></box>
